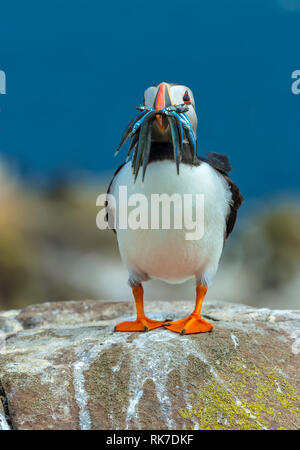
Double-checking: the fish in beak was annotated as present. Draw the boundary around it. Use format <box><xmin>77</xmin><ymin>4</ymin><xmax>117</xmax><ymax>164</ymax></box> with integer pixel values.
<box><xmin>115</xmin><ymin>82</ymin><xmax>197</xmax><ymax>181</ymax></box>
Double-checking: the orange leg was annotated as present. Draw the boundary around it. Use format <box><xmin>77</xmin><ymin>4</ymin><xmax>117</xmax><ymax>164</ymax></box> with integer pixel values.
<box><xmin>164</xmin><ymin>285</ymin><xmax>214</xmax><ymax>335</ymax></box>
<box><xmin>114</xmin><ymin>285</ymin><xmax>168</xmax><ymax>332</ymax></box>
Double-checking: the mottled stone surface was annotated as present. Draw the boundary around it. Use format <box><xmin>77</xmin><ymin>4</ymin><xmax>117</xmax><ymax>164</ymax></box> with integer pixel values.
<box><xmin>0</xmin><ymin>299</ymin><xmax>299</xmax><ymax>430</ymax></box>
<box><xmin>0</xmin><ymin>398</ymin><xmax>10</xmax><ymax>430</ymax></box>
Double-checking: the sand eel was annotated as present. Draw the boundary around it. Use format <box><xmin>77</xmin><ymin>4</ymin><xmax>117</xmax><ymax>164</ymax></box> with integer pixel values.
<box><xmin>106</xmin><ymin>82</ymin><xmax>243</xmax><ymax>335</ymax></box>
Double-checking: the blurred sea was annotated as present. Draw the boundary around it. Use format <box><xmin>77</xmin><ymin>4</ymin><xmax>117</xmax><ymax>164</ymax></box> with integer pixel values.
<box><xmin>0</xmin><ymin>0</ymin><xmax>300</xmax><ymax>310</ymax></box>
<box><xmin>0</xmin><ymin>158</ymin><xmax>299</xmax><ymax>311</ymax></box>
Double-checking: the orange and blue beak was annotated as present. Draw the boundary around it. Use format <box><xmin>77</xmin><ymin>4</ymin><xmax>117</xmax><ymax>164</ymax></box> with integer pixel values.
<box><xmin>153</xmin><ymin>82</ymin><xmax>172</xmax><ymax>131</ymax></box>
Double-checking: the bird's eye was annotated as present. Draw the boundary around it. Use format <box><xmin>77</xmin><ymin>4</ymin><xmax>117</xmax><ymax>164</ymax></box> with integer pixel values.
<box><xmin>183</xmin><ymin>90</ymin><xmax>191</xmax><ymax>104</ymax></box>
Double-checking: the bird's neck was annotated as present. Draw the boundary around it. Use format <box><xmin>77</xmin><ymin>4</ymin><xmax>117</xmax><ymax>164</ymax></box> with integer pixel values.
<box><xmin>148</xmin><ymin>141</ymin><xmax>198</xmax><ymax>165</ymax></box>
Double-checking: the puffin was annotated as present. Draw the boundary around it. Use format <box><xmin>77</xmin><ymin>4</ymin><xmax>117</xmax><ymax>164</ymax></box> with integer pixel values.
<box><xmin>106</xmin><ymin>82</ymin><xmax>243</xmax><ymax>335</ymax></box>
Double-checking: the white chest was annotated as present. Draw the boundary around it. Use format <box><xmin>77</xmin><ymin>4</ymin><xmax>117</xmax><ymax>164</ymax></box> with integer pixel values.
<box><xmin>110</xmin><ymin>160</ymin><xmax>232</xmax><ymax>284</ymax></box>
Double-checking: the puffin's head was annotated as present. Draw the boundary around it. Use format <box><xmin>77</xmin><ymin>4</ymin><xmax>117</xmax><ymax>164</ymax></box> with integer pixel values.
<box><xmin>115</xmin><ymin>82</ymin><xmax>198</xmax><ymax>181</ymax></box>
<box><xmin>143</xmin><ymin>82</ymin><xmax>197</xmax><ymax>141</ymax></box>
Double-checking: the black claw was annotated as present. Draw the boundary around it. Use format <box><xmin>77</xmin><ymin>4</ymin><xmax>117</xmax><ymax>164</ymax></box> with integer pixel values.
<box><xmin>144</xmin><ymin>326</ymin><xmax>149</xmax><ymax>332</ymax></box>
<box><xmin>209</xmin><ymin>326</ymin><xmax>214</xmax><ymax>333</ymax></box>
<box><xmin>114</xmin><ymin>326</ymin><xmax>117</xmax><ymax>332</ymax></box>
<box><xmin>202</xmin><ymin>314</ymin><xmax>219</xmax><ymax>322</ymax></box>
<box><xmin>164</xmin><ymin>323</ymin><xmax>171</xmax><ymax>327</ymax></box>
<box><xmin>180</xmin><ymin>329</ymin><xmax>186</xmax><ymax>336</ymax></box>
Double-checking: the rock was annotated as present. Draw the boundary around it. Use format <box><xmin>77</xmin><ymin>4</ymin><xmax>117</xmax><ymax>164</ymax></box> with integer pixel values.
<box><xmin>0</xmin><ymin>299</ymin><xmax>299</xmax><ymax>430</ymax></box>
<box><xmin>0</xmin><ymin>399</ymin><xmax>10</xmax><ymax>430</ymax></box>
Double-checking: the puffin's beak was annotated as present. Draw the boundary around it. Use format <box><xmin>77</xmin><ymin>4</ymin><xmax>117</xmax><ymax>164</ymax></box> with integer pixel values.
<box><xmin>153</xmin><ymin>82</ymin><xmax>172</xmax><ymax>131</ymax></box>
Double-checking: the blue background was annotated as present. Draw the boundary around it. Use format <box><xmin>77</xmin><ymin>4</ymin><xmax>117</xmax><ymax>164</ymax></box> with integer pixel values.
<box><xmin>0</xmin><ymin>0</ymin><xmax>299</xmax><ymax>198</ymax></box>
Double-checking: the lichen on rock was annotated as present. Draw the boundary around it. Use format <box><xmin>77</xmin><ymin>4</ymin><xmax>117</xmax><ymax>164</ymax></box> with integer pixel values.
<box><xmin>0</xmin><ymin>299</ymin><xmax>299</xmax><ymax>430</ymax></box>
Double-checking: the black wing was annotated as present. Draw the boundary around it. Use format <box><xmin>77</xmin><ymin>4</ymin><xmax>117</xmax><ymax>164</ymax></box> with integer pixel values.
<box><xmin>200</xmin><ymin>152</ymin><xmax>244</xmax><ymax>239</ymax></box>
<box><xmin>105</xmin><ymin>162</ymin><xmax>126</xmax><ymax>234</ymax></box>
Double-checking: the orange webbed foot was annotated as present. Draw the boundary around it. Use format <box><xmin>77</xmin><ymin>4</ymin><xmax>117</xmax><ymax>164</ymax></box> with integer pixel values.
<box><xmin>114</xmin><ymin>317</ymin><xmax>168</xmax><ymax>332</ymax></box>
<box><xmin>164</xmin><ymin>314</ymin><xmax>214</xmax><ymax>335</ymax></box>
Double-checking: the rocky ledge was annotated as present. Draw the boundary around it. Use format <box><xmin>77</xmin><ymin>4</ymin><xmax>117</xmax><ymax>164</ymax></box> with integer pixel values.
<box><xmin>0</xmin><ymin>299</ymin><xmax>299</xmax><ymax>430</ymax></box>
